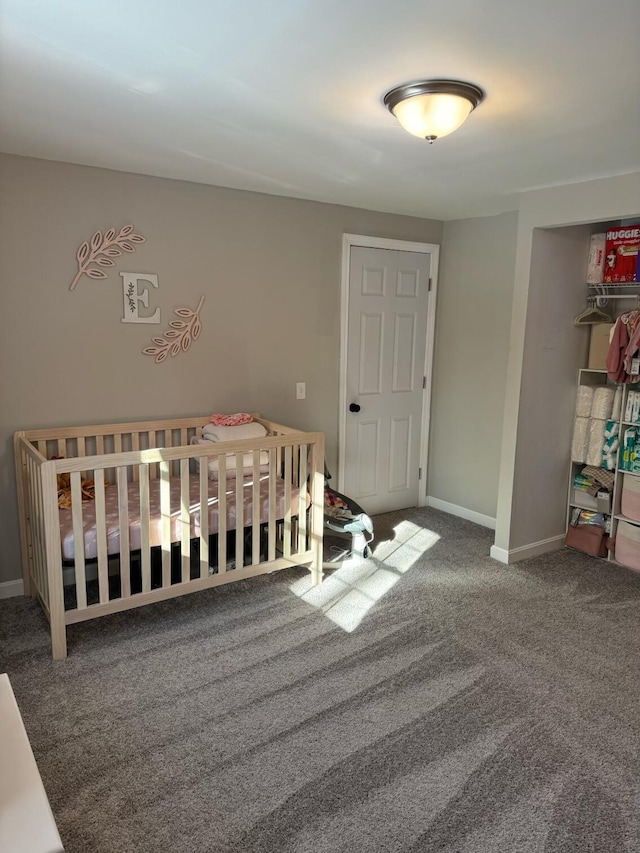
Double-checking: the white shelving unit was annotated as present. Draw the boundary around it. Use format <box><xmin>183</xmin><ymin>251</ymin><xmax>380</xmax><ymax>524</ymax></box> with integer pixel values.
<box><xmin>567</xmin><ymin>367</ymin><xmax>640</xmax><ymax>568</ymax></box>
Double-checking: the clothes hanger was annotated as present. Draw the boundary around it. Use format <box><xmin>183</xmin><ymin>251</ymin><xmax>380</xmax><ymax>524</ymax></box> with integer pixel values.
<box><xmin>573</xmin><ymin>298</ymin><xmax>613</xmax><ymax>326</ymax></box>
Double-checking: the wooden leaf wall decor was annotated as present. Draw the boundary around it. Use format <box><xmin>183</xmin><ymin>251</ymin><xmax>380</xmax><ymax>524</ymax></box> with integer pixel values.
<box><xmin>70</xmin><ymin>225</ymin><xmax>146</xmax><ymax>290</ymax></box>
<box><xmin>143</xmin><ymin>296</ymin><xmax>205</xmax><ymax>363</ymax></box>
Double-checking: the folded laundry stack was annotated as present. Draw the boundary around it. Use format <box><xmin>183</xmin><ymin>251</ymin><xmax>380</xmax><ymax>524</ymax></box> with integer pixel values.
<box><xmin>572</xmin><ymin>464</ymin><xmax>614</xmax><ymax>514</ymax></box>
<box><xmin>191</xmin><ymin>416</ymin><xmax>269</xmax><ymax>479</ymax></box>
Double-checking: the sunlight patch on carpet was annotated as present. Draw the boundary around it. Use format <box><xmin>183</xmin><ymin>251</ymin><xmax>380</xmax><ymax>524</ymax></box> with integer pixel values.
<box><xmin>290</xmin><ymin>521</ymin><xmax>440</xmax><ymax>631</ymax></box>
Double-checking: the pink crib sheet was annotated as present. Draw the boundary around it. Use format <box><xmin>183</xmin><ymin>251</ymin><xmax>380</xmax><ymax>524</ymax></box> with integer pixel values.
<box><xmin>58</xmin><ymin>474</ymin><xmax>303</xmax><ymax>561</ymax></box>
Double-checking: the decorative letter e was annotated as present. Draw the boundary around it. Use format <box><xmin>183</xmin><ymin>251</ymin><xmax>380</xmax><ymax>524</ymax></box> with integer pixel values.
<box><xmin>120</xmin><ymin>272</ymin><xmax>161</xmax><ymax>324</ymax></box>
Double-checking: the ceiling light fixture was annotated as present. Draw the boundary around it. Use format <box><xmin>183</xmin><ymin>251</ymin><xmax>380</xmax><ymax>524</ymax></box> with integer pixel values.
<box><xmin>383</xmin><ymin>79</ymin><xmax>484</xmax><ymax>143</ymax></box>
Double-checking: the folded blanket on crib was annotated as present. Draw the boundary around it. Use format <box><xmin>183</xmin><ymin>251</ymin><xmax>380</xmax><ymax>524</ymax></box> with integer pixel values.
<box><xmin>202</xmin><ymin>422</ymin><xmax>267</xmax><ymax>442</ymax></box>
<box><xmin>192</xmin><ymin>421</ymin><xmax>269</xmax><ymax>479</ymax></box>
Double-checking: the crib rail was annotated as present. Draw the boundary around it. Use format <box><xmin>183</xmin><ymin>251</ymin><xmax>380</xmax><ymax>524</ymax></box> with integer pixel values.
<box><xmin>15</xmin><ymin>417</ymin><xmax>324</xmax><ymax>659</ymax></box>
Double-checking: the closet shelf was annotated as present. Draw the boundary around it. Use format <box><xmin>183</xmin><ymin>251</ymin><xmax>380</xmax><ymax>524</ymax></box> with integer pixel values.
<box><xmin>588</xmin><ymin>283</ymin><xmax>640</xmax><ymax>289</ymax></box>
<box><xmin>569</xmin><ymin>500</ymin><xmax>609</xmax><ymax>513</ymax></box>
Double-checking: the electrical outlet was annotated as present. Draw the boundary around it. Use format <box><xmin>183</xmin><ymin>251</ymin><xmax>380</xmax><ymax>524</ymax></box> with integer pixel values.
<box><xmin>296</xmin><ymin>382</ymin><xmax>306</xmax><ymax>400</ymax></box>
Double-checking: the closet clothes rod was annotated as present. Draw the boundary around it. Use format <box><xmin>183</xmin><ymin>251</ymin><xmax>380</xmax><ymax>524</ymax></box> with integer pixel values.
<box><xmin>599</xmin><ymin>294</ymin><xmax>640</xmax><ymax>300</ymax></box>
<box><xmin>590</xmin><ymin>292</ymin><xmax>640</xmax><ymax>307</ymax></box>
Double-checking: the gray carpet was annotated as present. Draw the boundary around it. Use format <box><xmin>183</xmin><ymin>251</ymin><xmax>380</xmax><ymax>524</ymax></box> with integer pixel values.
<box><xmin>1</xmin><ymin>507</ymin><xmax>640</xmax><ymax>853</ymax></box>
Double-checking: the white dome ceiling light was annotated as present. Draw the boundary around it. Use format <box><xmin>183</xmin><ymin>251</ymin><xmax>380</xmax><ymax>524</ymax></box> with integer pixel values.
<box><xmin>383</xmin><ymin>79</ymin><xmax>485</xmax><ymax>143</ymax></box>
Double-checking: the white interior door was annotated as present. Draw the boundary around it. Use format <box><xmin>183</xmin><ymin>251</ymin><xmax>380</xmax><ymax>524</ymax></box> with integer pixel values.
<box><xmin>342</xmin><ymin>245</ymin><xmax>433</xmax><ymax>515</ymax></box>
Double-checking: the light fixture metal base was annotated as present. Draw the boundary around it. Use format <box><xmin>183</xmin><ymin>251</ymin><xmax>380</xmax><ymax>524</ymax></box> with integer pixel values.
<box><xmin>383</xmin><ymin>79</ymin><xmax>485</xmax><ymax>114</ymax></box>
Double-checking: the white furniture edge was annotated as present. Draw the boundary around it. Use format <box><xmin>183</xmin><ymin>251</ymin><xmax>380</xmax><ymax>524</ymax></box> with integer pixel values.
<box><xmin>0</xmin><ymin>673</ymin><xmax>64</xmax><ymax>852</ymax></box>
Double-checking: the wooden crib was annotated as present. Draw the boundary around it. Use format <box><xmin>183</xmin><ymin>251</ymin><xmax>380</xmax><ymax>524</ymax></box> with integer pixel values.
<box><xmin>14</xmin><ymin>416</ymin><xmax>325</xmax><ymax>659</ymax></box>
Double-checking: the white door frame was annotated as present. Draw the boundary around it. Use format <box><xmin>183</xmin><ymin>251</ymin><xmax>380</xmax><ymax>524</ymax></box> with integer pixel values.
<box><xmin>338</xmin><ymin>233</ymin><xmax>440</xmax><ymax>508</ymax></box>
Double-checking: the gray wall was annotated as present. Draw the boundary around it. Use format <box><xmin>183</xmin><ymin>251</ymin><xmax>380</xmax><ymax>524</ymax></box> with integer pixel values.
<box><xmin>509</xmin><ymin>226</ymin><xmax>592</xmax><ymax>549</ymax></box>
<box><xmin>428</xmin><ymin>211</ymin><xmax>518</xmax><ymax>520</ymax></box>
<box><xmin>0</xmin><ymin>153</ymin><xmax>442</xmax><ymax>585</ymax></box>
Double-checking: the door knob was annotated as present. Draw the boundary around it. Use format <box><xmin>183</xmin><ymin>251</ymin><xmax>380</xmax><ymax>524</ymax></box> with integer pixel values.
<box><xmin>349</xmin><ymin>403</ymin><xmax>361</xmax><ymax>413</ymax></box>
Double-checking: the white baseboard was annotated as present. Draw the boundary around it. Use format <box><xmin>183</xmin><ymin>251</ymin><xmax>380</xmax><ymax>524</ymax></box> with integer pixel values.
<box><xmin>426</xmin><ymin>496</ymin><xmax>496</xmax><ymax>530</ymax></box>
<box><xmin>0</xmin><ymin>579</ymin><xmax>25</xmax><ymax>599</ymax></box>
<box><xmin>490</xmin><ymin>534</ymin><xmax>565</xmax><ymax>564</ymax></box>
<box><xmin>489</xmin><ymin>545</ymin><xmax>510</xmax><ymax>563</ymax></box>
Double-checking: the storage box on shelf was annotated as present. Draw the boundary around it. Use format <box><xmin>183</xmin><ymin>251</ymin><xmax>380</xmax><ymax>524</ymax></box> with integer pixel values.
<box><xmin>587</xmin><ymin>323</ymin><xmax>614</xmax><ymax>370</ymax></box>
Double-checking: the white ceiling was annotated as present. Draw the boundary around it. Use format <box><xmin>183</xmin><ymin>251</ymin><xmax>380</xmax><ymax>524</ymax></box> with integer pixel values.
<box><xmin>1</xmin><ymin>0</ymin><xmax>639</xmax><ymax>220</ymax></box>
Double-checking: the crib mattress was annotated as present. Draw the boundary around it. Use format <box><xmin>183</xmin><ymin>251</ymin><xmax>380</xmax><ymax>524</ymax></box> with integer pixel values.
<box><xmin>58</xmin><ymin>474</ymin><xmax>302</xmax><ymax>562</ymax></box>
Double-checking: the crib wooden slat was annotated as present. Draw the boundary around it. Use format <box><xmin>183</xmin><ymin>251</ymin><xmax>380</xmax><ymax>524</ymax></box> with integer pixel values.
<box><xmin>268</xmin><ymin>449</ymin><xmax>276</xmax><ymax>562</ymax></box>
<box><xmin>117</xmin><ymin>466</ymin><xmax>131</xmax><ymax>598</ymax></box>
<box><xmin>41</xmin><ymin>464</ymin><xmax>66</xmax><ymax>659</ymax></box>
<box><xmin>95</xmin><ymin>435</ymin><xmax>104</xmax><ymax>456</ymax></box>
<box><xmin>283</xmin><ymin>446</ymin><xmax>292</xmax><ymax>558</ymax></box>
<box><xmin>252</xmin><ymin>450</ymin><xmax>260</xmax><ymax>565</ymax></box>
<box><xmin>132</xmin><ymin>433</ymin><xmax>140</xmax><ymax>481</ymax></box>
<box><xmin>293</xmin><ymin>444</ymin><xmax>299</xmax><ymax>490</ymax></box>
<box><xmin>217</xmin><ymin>456</ymin><xmax>227</xmax><ymax>574</ymax></box>
<box><xmin>140</xmin><ymin>465</ymin><xmax>151</xmax><ymax>592</ymax></box>
<box><xmin>298</xmin><ymin>444</ymin><xmax>308</xmax><ymax>553</ymax></box>
<box><xmin>76</xmin><ymin>436</ymin><xmax>86</xmax><ymax>479</ymax></box>
<box><xmin>38</xmin><ymin>462</ymin><xmax>49</xmax><ymax>604</ymax></box>
<box><xmin>25</xmin><ymin>458</ymin><xmax>37</xmax><ymax>594</ymax></box>
<box><xmin>235</xmin><ymin>455</ymin><xmax>243</xmax><ymax>570</ymax></box>
<box><xmin>28</xmin><ymin>456</ymin><xmax>46</xmax><ymax>603</ymax></box>
<box><xmin>57</xmin><ymin>439</ymin><xmax>66</xmax><ymax>459</ymax></box>
<box><xmin>148</xmin><ymin>432</ymin><xmax>157</xmax><ymax>479</ymax></box>
<box><xmin>28</xmin><ymin>457</ymin><xmax>41</xmax><ymax>599</ymax></box>
<box><xmin>199</xmin><ymin>460</ymin><xmax>209</xmax><ymax>578</ymax></box>
<box><xmin>94</xmin><ymin>469</ymin><xmax>109</xmax><ymax>604</ymax></box>
<box><xmin>165</xmin><ymin>429</ymin><xmax>176</xmax><ymax>475</ymax></box>
<box><xmin>16</xmin><ymin>449</ymin><xmax>33</xmax><ymax>599</ymax></box>
<box><xmin>309</xmin><ymin>432</ymin><xmax>325</xmax><ymax>584</ymax></box>
<box><xmin>180</xmin><ymin>458</ymin><xmax>190</xmax><ymax>583</ymax></box>
<box><xmin>160</xmin><ymin>460</ymin><xmax>171</xmax><ymax>587</ymax></box>
<box><xmin>70</xmin><ymin>472</ymin><xmax>87</xmax><ymax>610</ymax></box>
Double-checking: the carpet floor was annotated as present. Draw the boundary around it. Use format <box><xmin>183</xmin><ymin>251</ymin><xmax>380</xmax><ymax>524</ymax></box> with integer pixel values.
<box><xmin>1</xmin><ymin>507</ymin><xmax>640</xmax><ymax>853</ymax></box>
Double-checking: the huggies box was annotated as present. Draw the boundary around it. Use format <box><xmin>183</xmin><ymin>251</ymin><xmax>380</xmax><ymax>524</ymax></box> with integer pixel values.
<box><xmin>603</xmin><ymin>224</ymin><xmax>640</xmax><ymax>283</ymax></box>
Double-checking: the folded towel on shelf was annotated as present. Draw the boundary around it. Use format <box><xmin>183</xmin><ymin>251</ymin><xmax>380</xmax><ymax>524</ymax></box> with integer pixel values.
<box><xmin>580</xmin><ymin>465</ymin><xmax>615</xmax><ymax>491</ymax></box>
<box><xmin>209</xmin><ymin>413</ymin><xmax>254</xmax><ymax>426</ymax></box>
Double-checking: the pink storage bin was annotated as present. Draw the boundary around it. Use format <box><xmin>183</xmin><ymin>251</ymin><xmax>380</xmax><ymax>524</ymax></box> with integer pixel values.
<box><xmin>615</xmin><ymin>520</ymin><xmax>640</xmax><ymax>572</ymax></box>
<box><xmin>620</xmin><ymin>474</ymin><xmax>640</xmax><ymax>522</ymax></box>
